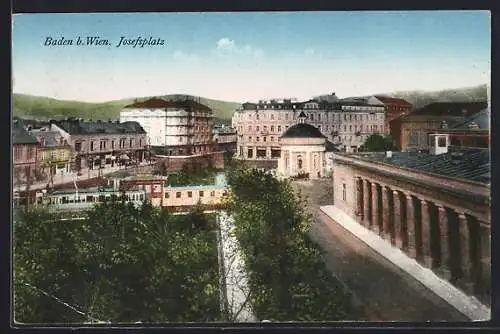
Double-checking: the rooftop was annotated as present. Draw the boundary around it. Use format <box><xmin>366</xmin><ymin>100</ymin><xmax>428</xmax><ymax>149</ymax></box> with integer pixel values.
<box><xmin>31</xmin><ymin>129</ymin><xmax>66</xmax><ymax>147</ymax></box>
<box><xmin>396</xmin><ymin>101</ymin><xmax>487</xmax><ymax>121</ymax></box>
<box><xmin>280</xmin><ymin>123</ymin><xmax>326</xmax><ymax>139</ymax></box>
<box><xmin>447</xmin><ymin>108</ymin><xmax>490</xmax><ymax>131</ymax></box>
<box><xmin>374</xmin><ymin>95</ymin><xmax>413</xmax><ymax>107</ymax></box>
<box><xmin>347</xmin><ymin>147</ymin><xmax>490</xmax><ymax>184</ymax></box>
<box><xmin>12</xmin><ymin>121</ymin><xmax>39</xmax><ymax>145</ymax></box>
<box><xmin>123</xmin><ymin>98</ymin><xmax>212</xmax><ymax>112</ymax></box>
<box><xmin>53</xmin><ymin>119</ymin><xmax>146</xmax><ymax>135</ymax></box>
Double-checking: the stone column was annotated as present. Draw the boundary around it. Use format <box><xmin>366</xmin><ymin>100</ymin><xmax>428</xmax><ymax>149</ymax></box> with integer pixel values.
<box><xmin>363</xmin><ymin>179</ymin><xmax>371</xmax><ymax>227</ymax></box>
<box><xmin>437</xmin><ymin>205</ymin><xmax>452</xmax><ymax>280</ymax></box>
<box><xmin>458</xmin><ymin>213</ymin><xmax>474</xmax><ymax>294</ymax></box>
<box><xmin>406</xmin><ymin>194</ymin><xmax>417</xmax><ymax>258</ymax></box>
<box><xmin>381</xmin><ymin>186</ymin><xmax>390</xmax><ymax>241</ymax></box>
<box><xmin>266</xmin><ymin>147</ymin><xmax>271</xmax><ymax>159</ymax></box>
<box><xmin>420</xmin><ymin>199</ymin><xmax>433</xmax><ymax>268</ymax></box>
<box><xmin>356</xmin><ymin>177</ymin><xmax>363</xmax><ymax>220</ymax></box>
<box><xmin>371</xmin><ymin>183</ymin><xmax>379</xmax><ymax>234</ymax></box>
<box><xmin>252</xmin><ymin>147</ymin><xmax>257</xmax><ymax>160</ymax></box>
<box><xmin>393</xmin><ymin>190</ymin><xmax>403</xmax><ymax>249</ymax></box>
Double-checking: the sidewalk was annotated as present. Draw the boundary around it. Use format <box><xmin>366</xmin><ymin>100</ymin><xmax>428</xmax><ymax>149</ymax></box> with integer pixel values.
<box><xmin>319</xmin><ymin>205</ymin><xmax>491</xmax><ymax>321</ymax></box>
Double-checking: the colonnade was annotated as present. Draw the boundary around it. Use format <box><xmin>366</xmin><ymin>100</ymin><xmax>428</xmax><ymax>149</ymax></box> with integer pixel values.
<box><xmin>355</xmin><ymin>177</ymin><xmax>490</xmax><ymax>296</ymax></box>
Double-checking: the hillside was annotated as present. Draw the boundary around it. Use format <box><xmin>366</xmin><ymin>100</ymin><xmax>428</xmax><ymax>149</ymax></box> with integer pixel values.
<box><xmin>12</xmin><ymin>94</ymin><xmax>241</xmax><ymax>121</ymax></box>
<box><xmin>380</xmin><ymin>84</ymin><xmax>488</xmax><ymax>109</ymax></box>
<box><xmin>12</xmin><ymin>84</ymin><xmax>488</xmax><ymax>123</ymax></box>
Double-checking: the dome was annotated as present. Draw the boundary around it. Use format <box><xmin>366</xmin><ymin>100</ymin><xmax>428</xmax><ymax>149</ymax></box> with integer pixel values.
<box><xmin>280</xmin><ymin>123</ymin><xmax>326</xmax><ymax>139</ymax></box>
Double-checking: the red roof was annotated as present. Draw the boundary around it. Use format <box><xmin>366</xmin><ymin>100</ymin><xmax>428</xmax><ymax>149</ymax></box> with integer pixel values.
<box><xmin>124</xmin><ymin>98</ymin><xmax>212</xmax><ymax>111</ymax></box>
<box><xmin>374</xmin><ymin>95</ymin><xmax>412</xmax><ymax>107</ymax></box>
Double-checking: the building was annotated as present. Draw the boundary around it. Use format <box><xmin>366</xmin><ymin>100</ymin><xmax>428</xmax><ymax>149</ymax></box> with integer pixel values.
<box><xmin>332</xmin><ymin>137</ymin><xmax>490</xmax><ymax>304</ymax></box>
<box><xmin>12</xmin><ymin>121</ymin><xmax>39</xmax><ymax>187</ymax></box>
<box><xmin>432</xmin><ymin>108</ymin><xmax>489</xmax><ymax>148</ymax></box>
<box><xmin>390</xmin><ymin>101</ymin><xmax>487</xmax><ymax>151</ymax></box>
<box><xmin>48</xmin><ymin>118</ymin><xmax>148</xmax><ymax>172</ymax></box>
<box><xmin>212</xmin><ymin>124</ymin><xmax>237</xmax><ymax>153</ymax></box>
<box><xmin>120</xmin><ymin>98</ymin><xmax>214</xmax><ymax>156</ymax></box>
<box><xmin>31</xmin><ymin>128</ymin><xmax>73</xmax><ymax>184</ymax></box>
<box><xmin>373</xmin><ymin>95</ymin><xmax>413</xmax><ymax>134</ymax></box>
<box><xmin>277</xmin><ymin>112</ymin><xmax>327</xmax><ymax>179</ymax></box>
<box><xmin>231</xmin><ymin>95</ymin><xmax>386</xmax><ymax>163</ymax></box>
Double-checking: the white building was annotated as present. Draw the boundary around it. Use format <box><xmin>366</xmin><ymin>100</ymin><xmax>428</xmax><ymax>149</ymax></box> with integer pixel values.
<box><xmin>277</xmin><ymin>112</ymin><xmax>333</xmax><ymax>179</ymax></box>
<box><xmin>232</xmin><ymin>95</ymin><xmax>386</xmax><ymax>160</ymax></box>
<box><xmin>120</xmin><ymin>98</ymin><xmax>214</xmax><ymax>156</ymax></box>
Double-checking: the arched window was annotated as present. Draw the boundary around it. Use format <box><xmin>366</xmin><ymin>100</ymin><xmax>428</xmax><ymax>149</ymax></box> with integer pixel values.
<box><xmin>297</xmin><ymin>155</ymin><xmax>303</xmax><ymax>169</ymax></box>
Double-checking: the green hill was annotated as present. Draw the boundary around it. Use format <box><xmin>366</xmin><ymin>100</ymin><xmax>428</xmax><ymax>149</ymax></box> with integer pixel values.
<box><xmin>12</xmin><ymin>94</ymin><xmax>241</xmax><ymax>122</ymax></box>
<box><xmin>381</xmin><ymin>84</ymin><xmax>488</xmax><ymax>109</ymax></box>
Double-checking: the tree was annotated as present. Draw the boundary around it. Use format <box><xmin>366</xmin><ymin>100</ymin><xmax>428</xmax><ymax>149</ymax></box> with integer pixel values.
<box><xmin>13</xmin><ymin>199</ymin><xmax>221</xmax><ymax>324</ymax></box>
<box><xmin>359</xmin><ymin>134</ymin><xmax>399</xmax><ymax>152</ymax></box>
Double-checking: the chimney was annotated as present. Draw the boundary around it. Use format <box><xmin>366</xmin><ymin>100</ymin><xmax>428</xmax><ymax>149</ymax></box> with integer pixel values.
<box><xmin>429</xmin><ymin>133</ymin><xmax>449</xmax><ymax>155</ymax></box>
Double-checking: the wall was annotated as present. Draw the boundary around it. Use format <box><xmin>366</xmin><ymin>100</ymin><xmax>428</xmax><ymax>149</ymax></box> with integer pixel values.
<box><xmin>332</xmin><ymin>163</ymin><xmax>357</xmax><ymax>218</ymax></box>
<box><xmin>162</xmin><ymin>186</ymin><xmax>228</xmax><ymax>207</ymax></box>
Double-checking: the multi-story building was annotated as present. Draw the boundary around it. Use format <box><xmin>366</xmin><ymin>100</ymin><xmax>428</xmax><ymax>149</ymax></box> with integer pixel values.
<box><xmin>373</xmin><ymin>95</ymin><xmax>413</xmax><ymax>134</ymax></box>
<box><xmin>432</xmin><ymin>108</ymin><xmax>489</xmax><ymax>148</ymax></box>
<box><xmin>12</xmin><ymin>120</ymin><xmax>39</xmax><ymax>187</ymax></box>
<box><xmin>48</xmin><ymin>118</ymin><xmax>148</xmax><ymax>172</ymax></box>
<box><xmin>120</xmin><ymin>98</ymin><xmax>214</xmax><ymax>156</ymax></box>
<box><xmin>331</xmin><ymin>137</ymin><xmax>490</xmax><ymax>305</ymax></box>
<box><xmin>390</xmin><ymin>102</ymin><xmax>487</xmax><ymax>151</ymax></box>
<box><xmin>31</xmin><ymin>128</ymin><xmax>73</xmax><ymax>184</ymax></box>
<box><xmin>232</xmin><ymin>95</ymin><xmax>386</xmax><ymax>161</ymax></box>
<box><xmin>212</xmin><ymin>124</ymin><xmax>237</xmax><ymax>153</ymax></box>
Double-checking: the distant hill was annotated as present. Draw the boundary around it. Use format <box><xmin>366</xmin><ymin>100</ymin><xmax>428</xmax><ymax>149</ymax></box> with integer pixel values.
<box><xmin>377</xmin><ymin>84</ymin><xmax>488</xmax><ymax>109</ymax></box>
<box><xmin>12</xmin><ymin>94</ymin><xmax>242</xmax><ymax>122</ymax></box>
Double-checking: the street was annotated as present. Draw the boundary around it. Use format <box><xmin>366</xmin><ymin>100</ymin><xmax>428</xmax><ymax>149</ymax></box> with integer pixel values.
<box><xmin>293</xmin><ymin>179</ymin><xmax>468</xmax><ymax>321</ymax></box>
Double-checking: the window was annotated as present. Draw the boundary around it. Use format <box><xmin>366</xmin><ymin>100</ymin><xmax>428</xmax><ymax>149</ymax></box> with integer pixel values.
<box><xmin>438</xmin><ymin>136</ymin><xmax>447</xmax><ymax>147</ymax></box>
<box><xmin>271</xmin><ymin>125</ymin><xmax>275</xmax><ymax>132</ymax></box>
<box><xmin>248</xmin><ymin>136</ymin><xmax>252</xmax><ymax>141</ymax></box>
<box><xmin>165</xmin><ymin>192</ymin><xmax>170</xmax><ymax>198</ymax></box>
<box><xmin>176</xmin><ymin>192</ymin><xmax>181</xmax><ymax>198</ymax></box>
<box><xmin>50</xmin><ymin>151</ymin><xmax>57</xmax><ymax>160</ymax></box>
<box><xmin>210</xmin><ymin>191</ymin><xmax>215</xmax><ymax>197</ymax></box>
<box><xmin>256</xmin><ymin>137</ymin><xmax>260</xmax><ymax>142</ymax></box>
<box><xmin>263</xmin><ymin>137</ymin><xmax>267</xmax><ymax>142</ymax></box>
<box><xmin>263</xmin><ymin>125</ymin><xmax>268</xmax><ymax>132</ymax></box>
<box><xmin>188</xmin><ymin>191</ymin><xmax>193</xmax><ymax>198</ymax></box>
<box><xmin>129</xmin><ymin>139</ymin><xmax>133</xmax><ymax>147</ymax></box>
<box><xmin>247</xmin><ymin>149</ymin><xmax>253</xmax><ymax>158</ymax></box>
<box><xmin>61</xmin><ymin>151</ymin><xmax>65</xmax><ymax>159</ymax></box>
<box><xmin>278</xmin><ymin>125</ymin><xmax>282</xmax><ymax>132</ymax></box>
<box><xmin>111</xmin><ymin>140</ymin><xmax>115</xmax><ymax>149</ymax></box>
<box><xmin>271</xmin><ymin>114</ymin><xmax>274</xmax><ymax>120</ymax></box>
<box><xmin>271</xmin><ymin>136</ymin><xmax>274</xmax><ymax>142</ymax></box>
<box><xmin>248</xmin><ymin>126</ymin><xmax>252</xmax><ymax>132</ymax></box>
<box><xmin>75</xmin><ymin>142</ymin><xmax>82</xmax><ymax>152</ymax></box>
<box><xmin>342</xmin><ymin>183</ymin><xmax>346</xmax><ymax>201</ymax></box>
<box><xmin>90</xmin><ymin>141</ymin><xmax>94</xmax><ymax>151</ymax></box>
<box><xmin>199</xmin><ymin>191</ymin><xmax>204</xmax><ymax>197</ymax></box>
<box><xmin>256</xmin><ymin>126</ymin><xmax>260</xmax><ymax>132</ymax></box>
<box><xmin>409</xmin><ymin>132</ymin><xmax>419</xmax><ymax>146</ymax></box>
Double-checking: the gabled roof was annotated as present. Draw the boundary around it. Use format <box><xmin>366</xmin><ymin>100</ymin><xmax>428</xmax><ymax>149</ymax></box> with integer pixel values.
<box><xmin>31</xmin><ymin>130</ymin><xmax>63</xmax><ymax>147</ymax></box>
<box><xmin>124</xmin><ymin>98</ymin><xmax>212</xmax><ymax>111</ymax></box>
<box><xmin>54</xmin><ymin>120</ymin><xmax>147</xmax><ymax>135</ymax></box>
<box><xmin>450</xmin><ymin>108</ymin><xmax>489</xmax><ymax>131</ymax></box>
<box><xmin>374</xmin><ymin>95</ymin><xmax>413</xmax><ymax>107</ymax></box>
<box><xmin>12</xmin><ymin>122</ymin><xmax>39</xmax><ymax>145</ymax></box>
<box><xmin>399</xmin><ymin>102</ymin><xmax>487</xmax><ymax>119</ymax></box>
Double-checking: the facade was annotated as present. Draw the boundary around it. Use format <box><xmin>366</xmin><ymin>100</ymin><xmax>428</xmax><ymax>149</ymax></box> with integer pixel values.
<box><xmin>12</xmin><ymin>121</ymin><xmax>39</xmax><ymax>187</ymax></box>
<box><xmin>31</xmin><ymin>128</ymin><xmax>73</xmax><ymax>184</ymax></box>
<box><xmin>48</xmin><ymin>118</ymin><xmax>148</xmax><ymax>172</ymax></box>
<box><xmin>120</xmin><ymin>98</ymin><xmax>214</xmax><ymax>156</ymax></box>
<box><xmin>232</xmin><ymin>96</ymin><xmax>385</xmax><ymax>161</ymax></box>
<box><xmin>432</xmin><ymin>108</ymin><xmax>489</xmax><ymax>148</ymax></box>
<box><xmin>212</xmin><ymin>124</ymin><xmax>237</xmax><ymax>153</ymax></box>
<box><xmin>390</xmin><ymin>101</ymin><xmax>487</xmax><ymax>152</ymax></box>
<box><xmin>373</xmin><ymin>95</ymin><xmax>413</xmax><ymax>134</ymax></box>
<box><xmin>332</xmin><ymin>139</ymin><xmax>490</xmax><ymax>304</ymax></box>
<box><xmin>277</xmin><ymin>112</ymin><xmax>327</xmax><ymax>179</ymax></box>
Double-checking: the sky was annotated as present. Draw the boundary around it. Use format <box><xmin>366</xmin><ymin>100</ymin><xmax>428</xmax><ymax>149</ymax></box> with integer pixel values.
<box><xmin>12</xmin><ymin>11</ymin><xmax>491</xmax><ymax>103</ymax></box>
